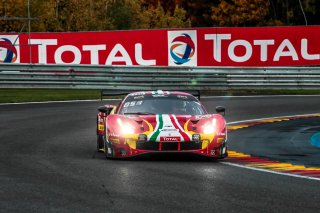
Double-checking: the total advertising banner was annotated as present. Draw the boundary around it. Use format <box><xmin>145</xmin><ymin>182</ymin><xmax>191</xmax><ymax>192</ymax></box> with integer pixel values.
<box><xmin>1</xmin><ymin>26</ymin><xmax>320</xmax><ymax>67</ymax></box>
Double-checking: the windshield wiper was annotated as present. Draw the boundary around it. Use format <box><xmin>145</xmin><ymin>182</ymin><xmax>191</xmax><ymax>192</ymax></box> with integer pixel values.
<box><xmin>124</xmin><ymin>112</ymin><xmax>155</xmax><ymax>115</ymax></box>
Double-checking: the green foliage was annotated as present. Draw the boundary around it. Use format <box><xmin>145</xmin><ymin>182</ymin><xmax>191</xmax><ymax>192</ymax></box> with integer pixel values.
<box><xmin>0</xmin><ymin>0</ymin><xmax>190</xmax><ymax>32</ymax></box>
<box><xmin>180</xmin><ymin>0</ymin><xmax>218</xmax><ymax>27</ymax></box>
<box><xmin>211</xmin><ymin>0</ymin><xmax>272</xmax><ymax>27</ymax></box>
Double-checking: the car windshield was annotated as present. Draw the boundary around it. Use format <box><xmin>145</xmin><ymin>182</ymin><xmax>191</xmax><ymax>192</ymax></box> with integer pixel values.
<box><xmin>119</xmin><ymin>93</ymin><xmax>206</xmax><ymax>115</ymax></box>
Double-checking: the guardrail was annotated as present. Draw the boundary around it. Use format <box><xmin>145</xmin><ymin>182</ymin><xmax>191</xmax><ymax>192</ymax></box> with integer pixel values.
<box><xmin>0</xmin><ymin>63</ymin><xmax>320</xmax><ymax>90</ymax></box>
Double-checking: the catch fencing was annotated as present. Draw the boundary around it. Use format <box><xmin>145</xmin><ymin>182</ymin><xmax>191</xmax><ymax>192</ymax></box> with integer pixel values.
<box><xmin>0</xmin><ymin>64</ymin><xmax>320</xmax><ymax>90</ymax></box>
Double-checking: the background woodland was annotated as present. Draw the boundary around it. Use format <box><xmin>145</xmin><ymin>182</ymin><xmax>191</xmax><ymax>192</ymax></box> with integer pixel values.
<box><xmin>0</xmin><ymin>0</ymin><xmax>319</xmax><ymax>32</ymax></box>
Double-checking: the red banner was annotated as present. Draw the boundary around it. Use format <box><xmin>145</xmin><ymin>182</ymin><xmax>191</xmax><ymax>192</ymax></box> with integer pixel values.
<box><xmin>1</xmin><ymin>26</ymin><xmax>320</xmax><ymax>67</ymax></box>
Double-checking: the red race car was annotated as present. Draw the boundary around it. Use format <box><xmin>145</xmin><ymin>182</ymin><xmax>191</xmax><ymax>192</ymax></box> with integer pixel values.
<box><xmin>97</xmin><ymin>90</ymin><xmax>227</xmax><ymax>159</ymax></box>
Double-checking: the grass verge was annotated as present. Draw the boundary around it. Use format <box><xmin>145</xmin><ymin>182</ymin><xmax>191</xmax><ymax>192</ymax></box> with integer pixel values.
<box><xmin>201</xmin><ymin>89</ymin><xmax>320</xmax><ymax>96</ymax></box>
<box><xmin>0</xmin><ymin>89</ymin><xmax>101</xmax><ymax>103</ymax></box>
<box><xmin>1</xmin><ymin>89</ymin><xmax>320</xmax><ymax>104</ymax></box>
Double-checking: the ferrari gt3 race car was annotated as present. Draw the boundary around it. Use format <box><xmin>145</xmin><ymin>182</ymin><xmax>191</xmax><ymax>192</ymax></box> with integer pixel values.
<box><xmin>97</xmin><ymin>90</ymin><xmax>227</xmax><ymax>159</ymax></box>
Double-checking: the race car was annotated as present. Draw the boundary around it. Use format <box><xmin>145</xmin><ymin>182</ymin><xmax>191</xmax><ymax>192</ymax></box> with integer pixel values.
<box><xmin>97</xmin><ymin>90</ymin><xmax>227</xmax><ymax>159</ymax></box>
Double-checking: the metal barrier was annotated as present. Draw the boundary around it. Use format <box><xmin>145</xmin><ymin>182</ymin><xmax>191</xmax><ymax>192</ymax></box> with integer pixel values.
<box><xmin>0</xmin><ymin>63</ymin><xmax>320</xmax><ymax>90</ymax></box>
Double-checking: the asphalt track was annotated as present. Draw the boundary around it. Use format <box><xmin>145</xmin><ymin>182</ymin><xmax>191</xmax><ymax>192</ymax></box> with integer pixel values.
<box><xmin>1</xmin><ymin>96</ymin><xmax>320</xmax><ymax>212</ymax></box>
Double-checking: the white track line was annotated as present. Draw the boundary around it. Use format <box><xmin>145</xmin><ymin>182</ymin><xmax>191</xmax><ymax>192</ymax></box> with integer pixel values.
<box><xmin>222</xmin><ymin>162</ymin><xmax>320</xmax><ymax>181</ymax></box>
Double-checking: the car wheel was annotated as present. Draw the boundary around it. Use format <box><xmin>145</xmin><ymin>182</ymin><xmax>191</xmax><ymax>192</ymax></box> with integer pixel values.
<box><xmin>97</xmin><ymin>135</ymin><xmax>104</xmax><ymax>152</ymax></box>
<box><xmin>105</xmin><ymin>140</ymin><xmax>115</xmax><ymax>159</ymax></box>
<box><xmin>219</xmin><ymin>142</ymin><xmax>228</xmax><ymax>159</ymax></box>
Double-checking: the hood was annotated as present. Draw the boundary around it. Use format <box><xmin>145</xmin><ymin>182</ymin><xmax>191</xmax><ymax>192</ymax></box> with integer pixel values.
<box><xmin>143</xmin><ymin>114</ymin><xmax>192</xmax><ymax>142</ymax></box>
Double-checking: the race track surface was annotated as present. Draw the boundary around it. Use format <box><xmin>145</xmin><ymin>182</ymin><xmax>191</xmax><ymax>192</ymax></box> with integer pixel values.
<box><xmin>1</xmin><ymin>96</ymin><xmax>320</xmax><ymax>212</ymax></box>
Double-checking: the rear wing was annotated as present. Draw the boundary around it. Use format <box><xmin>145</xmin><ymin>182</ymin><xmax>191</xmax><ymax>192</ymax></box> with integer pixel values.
<box><xmin>100</xmin><ymin>89</ymin><xmax>201</xmax><ymax>100</ymax></box>
<box><xmin>100</xmin><ymin>90</ymin><xmax>139</xmax><ymax>100</ymax></box>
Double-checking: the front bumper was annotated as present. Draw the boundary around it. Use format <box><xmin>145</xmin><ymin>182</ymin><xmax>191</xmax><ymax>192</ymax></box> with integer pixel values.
<box><xmin>107</xmin><ymin>139</ymin><xmax>227</xmax><ymax>159</ymax></box>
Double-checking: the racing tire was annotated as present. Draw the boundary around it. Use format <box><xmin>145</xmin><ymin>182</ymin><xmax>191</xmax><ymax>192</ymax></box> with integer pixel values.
<box><xmin>97</xmin><ymin>135</ymin><xmax>104</xmax><ymax>152</ymax></box>
<box><xmin>105</xmin><ymin>141</ymin><xmax>115</xmax><ymax>159</ymax></box>
<box><xmin>218</xmin><ymin>142</ymin><xmax>228</xmax><ymax>159</ymax></box>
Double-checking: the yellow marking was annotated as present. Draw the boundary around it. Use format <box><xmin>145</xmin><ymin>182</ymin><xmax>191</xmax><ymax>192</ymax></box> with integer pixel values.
<box><xmin>110</xmin><ymin>106</ymin><xmax>117</xmax><ymax>115</ymax></box>
<box><xmin>227</xmin><ymin>151</ymin><xmax>250</xmax><ymax>157</ymax></box>
<box><xmin>246</xmin><ymin>163</ymin><xmax>305</xmax><ymax>169</ymax></box>
<box><xmin>270</xmin><ymin>166</ymin><xmax>308</xmax><ymax>171</ymax></box>
<box><xmin>142</xmin><ymin>119</ymin><xmax>154</xmax><ymax>136</ymax></box>
<box><xmin>254</xmin><ymin>165</ymin><xmax>307</xmax><ymax>171</ymax></box>
<box><xmin>228</xmin><ymin>125</ymin><xmax>249</xmax><ymax>130</ymax></box>
<box><xmin>184</xmin><ymin>119</ymin><xmax>195</xmax><ymax>135</ymax></box>
<box><xmin>109</xmin><ymin>138</ymin><xmax>120</xmax><ymax>144</ymax></box>
<box><xmin>200</xmin><ymin>133</ymin><xmax>215</xmax><ymax>149</ymax></box>
<box><xmin>201</xmin><ymin>139</ymin><xmax>209</xmax><ymax>149</ymax></box>
<box><xmin>124</xmin><ymin>134</ymin><xmax>139</xmax><ymax>149</ymax></box>
<box><xmin>261</xmin><ymin>119</ymin><xmax>284</xmax><ymax>123</ymax></box>
<box><xmin>297</xmin><ymin>168</ymin><xmax>320</xmax><ymax>171</ymax></box>
<box><xmin>98</xmin><ymin>124</ymin><xmax>104</xmax><ymax>131</ymax></box>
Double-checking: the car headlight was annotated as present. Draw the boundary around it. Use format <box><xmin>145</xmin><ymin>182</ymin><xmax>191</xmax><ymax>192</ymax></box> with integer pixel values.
<box><xmin>117</xmin><ymin>118</ymin><xmax>135</xmax><ymax>134</ymax></box>
<box><xmin>203</xmin><ymin>118</ymin><xmax>217</xmax><ymax>134</ymax></box>
<box><xmin>122</xmin><ymin>124</ymin><xmax>135</xmax><ymax>134</ymax></box>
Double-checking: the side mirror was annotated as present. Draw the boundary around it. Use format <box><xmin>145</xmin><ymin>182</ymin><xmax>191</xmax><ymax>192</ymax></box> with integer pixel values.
<box><xmin>98</xmin><ymin>105</ymin><xmax>115</xmax><ymax>116</ymax></box>
<box><xmin>216</xmin><ymin>106</ymin><xmax>225</xmax><ymax>116</ymax></box>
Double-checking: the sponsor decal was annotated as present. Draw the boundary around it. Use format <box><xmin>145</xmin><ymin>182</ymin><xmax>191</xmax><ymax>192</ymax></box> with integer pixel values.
<box><xmin>160</xmin><ymin>136</ymin><xmax>180</xmax><ymax>142</ymax></box>
<box><xmin>195</xmin><ymin>115</ymin><xmax>211</xmax><ymax>120</ymax></box>
<box><xmin>204</xmin><ymin>33</ymin><xmax>320</xmax><ymax>63</ymax></box>
<box><xmin>98</xmin><ymin>124</ymin><xmax>104</xmax><ymax>131</ymax></box>
<box><xmin>168</xmin><ymin>30</ymin><xmax>197</xmax><ymax>66</ymax></box>
<box><xmin>210</xmin><ymin>149</ymin><xmax>216</xmax><ymax>156</ymax></box>
<box><xmin>9</xmin><ymin>26</ymin><xmax>320</xmax><ymax>66</ymax></box>
<box><xmin>0</xmin><ymin>36</ymin><xmax>19</xmax><ymax>63</ymax></box>
<box><xmin>29</xmin><ymin>39</ymin><xmax>157</xmax><ymax>65</ymax></box>
<box><xmin>108</xmin><ymin>132</ymin><xmax>120</xmax><ymax>137</ymax></box>
<box><xmin>160</xmin><ymin>129</ymin><xmax>178</xmax><ymax>132</ymax></box>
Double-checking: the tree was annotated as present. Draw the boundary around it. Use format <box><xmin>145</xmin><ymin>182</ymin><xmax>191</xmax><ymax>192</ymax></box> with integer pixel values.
<box><xmin>0</xmin><ymin>0</ymin><xmax>28</xmax><ymax>32</ymax></box>
<box><xmin>181</xmin><ymin>0</ymin><xmax>218</xmax><ymax>27</ymax></box>
<box><xmin>269</xmin><ymin>0</ymin><xmax>319</xmax><ymax>25</ymax></box>
<box><xmin>211</xmin><ymin>0</ymin><xmax>274</xmax><ymax>27</ymax></box>
<box><xmin>131</xmin><ymin>1</ymin><xmax>190</xmax><ymax>29</ymax></box>
<box><xmin>1</xmin><ymin>0</ymin><xmax>319</xmax><ymax>32</ymax></box>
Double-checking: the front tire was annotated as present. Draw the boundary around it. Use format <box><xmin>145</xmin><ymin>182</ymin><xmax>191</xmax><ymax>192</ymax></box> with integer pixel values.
<box><xmin>97</xmin><ymin>135</ymin><xmax>104</xmax><ymax>152</ymax></box>
<box><xmin>105</xmin><ymin>140</ymin><xmax>115</xmax><ymax>159</ymax></box>
<box><xmin>219</xmin><ymin>142</ymin><xmax>228</xmax><ymax>159</ymax></box>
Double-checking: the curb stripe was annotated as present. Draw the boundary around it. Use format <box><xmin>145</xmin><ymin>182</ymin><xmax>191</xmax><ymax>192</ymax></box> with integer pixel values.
<box><xmin>225</xmin><ymin>113</ymin><xmax>320</xmax><ymax>181</ymax></box>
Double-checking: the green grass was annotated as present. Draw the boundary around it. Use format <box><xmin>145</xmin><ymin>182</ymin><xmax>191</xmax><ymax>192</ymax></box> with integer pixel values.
<box><xmin>0</xmin><ymin>89</ymin><xmax>101</xmax><ymax>103</ymax></box>
<box><xmin>202</xmin><ymin>89</ymin><xmax>320</xmax><ymax>96</ymax></box>
<box><xmin>1</xmin><ymin>89</ymin><xmax>320</xmax><ymax>104</ymax></box>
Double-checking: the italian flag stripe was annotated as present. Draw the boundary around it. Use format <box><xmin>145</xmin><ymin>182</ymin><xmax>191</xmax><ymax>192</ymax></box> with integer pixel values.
<box><xmin>150</xmin><ymin>114</ymin><xmax>163</xmax><ymax>142</ymax></box>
